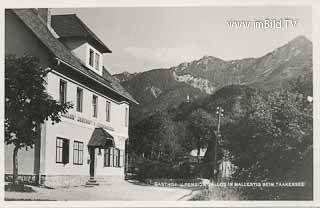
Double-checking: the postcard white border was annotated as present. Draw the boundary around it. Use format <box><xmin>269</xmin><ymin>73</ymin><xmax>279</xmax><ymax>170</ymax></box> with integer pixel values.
<box><xmin>0</xmin><ymin>0</ymin><xmax>319</xmax><ymax>207</ymax></box>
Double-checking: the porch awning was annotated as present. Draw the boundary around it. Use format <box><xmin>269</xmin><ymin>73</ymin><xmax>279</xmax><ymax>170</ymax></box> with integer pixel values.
<box><xmin>87</xmin><ymin>128</ymin><xmax>115</xmax><ymax>148</ymax></box>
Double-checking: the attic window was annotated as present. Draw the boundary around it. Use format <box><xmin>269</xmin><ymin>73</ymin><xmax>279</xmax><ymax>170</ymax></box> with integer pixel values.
<box><xmin>89</xmin><ymin>49</ymin><xmax>94</xmax><ymax>67</ymax></box>
<box><xmin>95</xmin><ymin>53</ymin><xmax>100</xmax><ymax>70</ymax></box>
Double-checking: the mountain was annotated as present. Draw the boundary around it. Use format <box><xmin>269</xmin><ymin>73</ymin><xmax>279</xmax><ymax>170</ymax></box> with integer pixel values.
<box><xmin>113</xmin><ymin>36</ymin><xmax>312</xmax><ymax>122</ymax></box>
<box><xmin>113</xmin><ymin>71</ymin><xmax>137</xmax><ymax>82</ymax></box>
<box><xmin>171</xmin><ymin>35</ymin><xmax>312</xmax><ymax>91</ymax></box>
<box><xmin>115</xmin><ymin>68</ymin><xmax>207</xmax><ymax>122</ymax></box>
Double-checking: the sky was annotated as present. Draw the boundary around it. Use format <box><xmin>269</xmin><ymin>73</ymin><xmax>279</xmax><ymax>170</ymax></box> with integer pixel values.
<box><xmin>52</xmin><ymin>7</ymin><xmax>311</xmax><ymax>75</ymax></box>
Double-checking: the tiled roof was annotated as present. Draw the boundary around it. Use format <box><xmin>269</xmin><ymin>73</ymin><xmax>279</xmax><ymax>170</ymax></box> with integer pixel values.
<box><xmin>12</xmin><ymin>9</ymin><xmax>138</xmax><ymax>104</ymax></box>
<box><xmin>51</xmin><ymin>14</ymin><xmax>112</xmax><ymax>53</ymax></box>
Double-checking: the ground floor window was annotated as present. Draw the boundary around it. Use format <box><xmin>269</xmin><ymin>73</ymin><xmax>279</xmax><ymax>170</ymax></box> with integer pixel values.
<box><xmin>104</xmin><ymin>148</ymin><xmax>123</xmax><ymax>167</ymax></box>
<box><xmin>73</xmin><ymin>140</ymin><xmax>84</xmax><ymax>165</ymax></box>
<box><xmin>56</xmin><ymin>137</ymin><xmax>69</xmax><ymax>164</ymax></box>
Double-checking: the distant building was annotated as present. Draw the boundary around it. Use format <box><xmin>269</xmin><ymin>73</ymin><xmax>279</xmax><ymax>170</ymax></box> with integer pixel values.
<box><xmin>5</xmin><ymin>9</ymin><xmax>138</xmax><ymax>187</ymax></box>
<box><xmin>189</xmin><ymin>148</ymin><xmax>207</xmax><ymax>158</ymax></box>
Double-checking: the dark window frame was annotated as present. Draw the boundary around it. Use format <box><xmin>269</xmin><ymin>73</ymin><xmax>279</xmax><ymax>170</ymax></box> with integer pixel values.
<box><xmin>104</xmin><ymin>148</ymin><xmax>121</xmax><ymax>168</ymax></box>
<box><xmin>73</xmin><ymin>140</ymin><xmax>84</xmax><ymax>165</ymax></box>
<box><xmin>104</xmin><ymin>148</ymin><xmax>110</xmax><ymax>167</ymax></box>
<box><xmin>95</xmin><ymin>52</ymin><xmax>100</xmax><ymax>70</ymax></box>
<box><xmin>92</xmin><ymin>95</ymin><xmax>98</xmax><ymax>118</ymax></box>
<box><xmin>106</xmin><ymin>101</ymin><xmax>111</xmax><ymax>122</ymax></box>
<box><xmin>59</xmin><ymin>80</ymin><xmax>67</xmax><ymax>104</ymax></box>
<box><xmin>89</xmin><ymin>49</ymin><xmax>94</xmax><ymax>67</ymax></box>
<box><xmin>114</xmin><ymin>148</ymin><xmax>120</xmax><ymax>167</ymax></box>
<box><xmin>76</xmin><ymin>87</ymin><xmax>83</xmax><ymax>112</ymax></box>
<box><xmin>56</xmin><ymin>137</ymin><xmax>69</xmax><ymax>164</ymax></box>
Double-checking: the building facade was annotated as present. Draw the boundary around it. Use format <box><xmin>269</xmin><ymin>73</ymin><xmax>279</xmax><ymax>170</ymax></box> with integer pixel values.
<box><xmin>5</xmin><ymin>9</ymin><xmax>138</xmax><ymax>187</ymax></box>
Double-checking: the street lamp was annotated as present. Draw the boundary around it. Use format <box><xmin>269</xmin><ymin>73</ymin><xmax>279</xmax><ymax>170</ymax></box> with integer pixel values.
<box><xmin>214</xmin><ymin>106</ymin><xmax>224</xmax><ymax>181</ymax></box>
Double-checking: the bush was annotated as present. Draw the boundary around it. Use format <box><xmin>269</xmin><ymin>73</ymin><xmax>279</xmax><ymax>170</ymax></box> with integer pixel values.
<box><xmin>134</xmin><ymin>158</ymin><xmax>196</xmax><ymax>180</ymax></box>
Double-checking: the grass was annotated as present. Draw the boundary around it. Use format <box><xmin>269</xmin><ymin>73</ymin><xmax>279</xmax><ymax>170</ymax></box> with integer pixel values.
<box><xmin>190</xmin><ymin>186</ymin><xmax>243</xmax><ymax>200</ymax></box>
<box><xmin>190</xmin><ymin>186</ymin><xmax>313</xmax><ymax>200</ymax></box>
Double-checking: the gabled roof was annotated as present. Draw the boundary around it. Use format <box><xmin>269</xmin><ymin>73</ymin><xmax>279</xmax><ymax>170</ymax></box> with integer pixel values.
<box><xmin>51</xmin><ymin>14</ymin><xmax>112</xmax><ymax>53</ymax></box>
<box><xmin>12</xmin><ymin>9</ymin><xmax>138</xmax><ymax>104</ymax></box>
<box><xmin>88</xmin><ymin>128</ymin><xmax>115</xmax><ymax>147</ymax></box>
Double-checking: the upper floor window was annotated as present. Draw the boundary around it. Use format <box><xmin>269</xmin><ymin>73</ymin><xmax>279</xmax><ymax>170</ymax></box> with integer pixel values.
<box><xmin>125</xmin><ymin>107</ymin><xmax>129</xmax><ymax>127</ymax></box>
<box><xmin>56</xmin><ymin>137</ymin><xmax>69</xmax><ymax>164</ymax></box>
<box><xmin>92</xmin><ymin>95</ymin><xmax>98</xmax><ymax>118</ymax></box>
<box><xmin>76</xmin><ymin>87</ymin><xmax>83</xmax><ymax>112</ymax></box>
<box><xmin>106</xmin><ymin>101</ymin><xmax>111</xmax><ymax>122</ymax></box>
<box><xmin>95</xmin><ymin>53</ymin><xmax>100</xmax><ymax>70</ymax></box>
<box><xmin>89</xmin><ymin>49</ymin><xmax>94</xmax><ymax>67</ymax></box>
<box><xmin>88</xmin><ymin>48</ymin><xmax>101</xmax><ymax>70</ymax></box>
<box><xmin>59</xmin><ymin>80</ymin><xmax>67</xmax><ymax>104</ymax></box>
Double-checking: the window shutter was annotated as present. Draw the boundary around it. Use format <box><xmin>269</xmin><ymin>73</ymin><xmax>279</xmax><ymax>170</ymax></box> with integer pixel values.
<box><xmin>62</xmin><ymin>139</ymin><xmax>69</xmax><ymax>164</ymax></box>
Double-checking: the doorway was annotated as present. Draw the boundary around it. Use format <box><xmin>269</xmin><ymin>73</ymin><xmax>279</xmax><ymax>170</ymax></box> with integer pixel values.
<box><xmin>89</xmin><ymin>148</ymin><xmax>95</xmax><ymax>177</ymax></box>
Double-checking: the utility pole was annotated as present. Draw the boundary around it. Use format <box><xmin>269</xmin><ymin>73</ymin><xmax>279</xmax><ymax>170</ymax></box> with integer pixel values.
<box><xmin>214</xmin><ymin>106</ymin><xmax>224</xmax><ymax>182</ymax></box>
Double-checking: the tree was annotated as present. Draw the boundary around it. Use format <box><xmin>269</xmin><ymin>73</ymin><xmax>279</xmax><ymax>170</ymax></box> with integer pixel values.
<box><xmin>185</xmin><ymin>109</ymin><xmax>215</xmax><ymax>163</ymax></box>
<box><xmin>130</xmin><ymin>111</ymin><xmax>185</xmax><ymax>161</ymax></box>
<box><xmin>5</xmin><ymin>55</ymin><xmax>73</xmax><ymax>185</ymax></box>
<box><xmin>224</xmin><ymin>86</ymin><xmax>312</xmax><ymax>199</ymax></box>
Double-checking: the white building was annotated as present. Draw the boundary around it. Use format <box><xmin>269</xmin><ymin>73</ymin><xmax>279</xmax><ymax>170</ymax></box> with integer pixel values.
<box><xmin>5</xmin><ymin>9</ymin><xmax>138</xmax><ymax>187</ymax></box>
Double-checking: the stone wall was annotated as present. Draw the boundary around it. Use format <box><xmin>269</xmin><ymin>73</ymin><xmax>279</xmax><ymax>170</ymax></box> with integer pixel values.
<box><xmin>40</xmin><ymin>175</ymin><xmax>90</xmax><ymax>188</ymax></box>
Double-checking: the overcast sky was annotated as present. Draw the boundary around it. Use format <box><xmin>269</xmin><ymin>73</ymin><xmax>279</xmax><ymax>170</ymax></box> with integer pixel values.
<box><xmin>52</xmin><ymin>7</ymin><xmax>311</xmax><ymax>75</ymax></box>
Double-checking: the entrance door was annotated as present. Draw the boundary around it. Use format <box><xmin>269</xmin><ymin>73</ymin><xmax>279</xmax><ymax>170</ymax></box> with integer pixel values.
<box><xmin>89</xmin><ymin>148</ymin><xmax>95</xmax><ymax>177</ymax></box>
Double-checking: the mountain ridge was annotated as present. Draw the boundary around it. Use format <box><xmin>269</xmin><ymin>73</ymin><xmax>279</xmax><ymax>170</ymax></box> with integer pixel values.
<box><xmin>113</xmin><ymin>35</ymin><xmax>312</xmax><ymax>122</ymax></box>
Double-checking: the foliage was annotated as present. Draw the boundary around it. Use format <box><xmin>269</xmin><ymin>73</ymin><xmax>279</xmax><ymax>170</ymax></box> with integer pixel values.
<box><xmin>223</xmin><ymin>84</ymin><xmax>312</xmax><ymax>199</ymax></box>
<box><xmin>5</xmin><ymin>55</ymin><xmax>73</xmax><ymax>148</ymax></box>
<box><xmin>129</xmin><ymin>111</ymin><xmax>186</xmax><ymax>163</ymax></box>
<box><xmin>184</xmin><ymin>108</ymin><xmax>216</xmax><ymax>155</ymax></box>
<box><xmin>133</xmin><ymin>158</ymin><xmax>195</xmax><ymax>180</ymax></box>
<box><xmin>5</xmin><ymin>54</ymin><xmax>73</xmax><ymax>185</ymax></box>
<box><xmin>129</xmin><ymin>74</ymin><xmax>313</xmax><ymax>199</ymax></box>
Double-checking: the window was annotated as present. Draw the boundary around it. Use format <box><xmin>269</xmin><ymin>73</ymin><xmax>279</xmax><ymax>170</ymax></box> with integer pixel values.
<box><xmin>104</xmin><ymin>148</ymin><xmax>121</xmax><ymax>167</ymax></box>
<box><xmin>56</xmin><ymin>137</ymin><xmax>69</xmax><ymax>164</ymax></box>
<box><xmin>92</xmin><ymin>95</ymin><xmax>98</xmax><ymax>118</ymax></box>
<box><xmin>125</xmin><ymin>107</ymin><xmax>129</xmax><ymax>127</ymax></box>
<box><xmin>106</xmin><ymin>101</ymin><xmax>111</xmax><ymax>122</ymax></box>
<box><xmin>104</xmin><ymin>148</ymin><xmax>111</xmax><ymax>167</ymax></box>
<box><xmin>76</xmin><ymin>88</ymin><xmax>83</xmax><ymax>112</ymax></box>
<box><xmin>95</xmin><ymin>53</ymin><xmax>100</xmax><ymax>70</ymax></box>
<box><xmin>89</xmin><ymin>49</ymin><xmax>94</xmax><ymax>67</ymax></box>
<box><xmin>73</xmin><ymin>141</ymin><xmax>84</xmax><ymax>165</ymax></box>
<box><xmin>114</xmin><ymin>148</ymin><xmax>120</xmax><ymax>167</ymax></box>
<box><xmin>59</xmin><ymin>80</ymin><xmax>67</xmax><ymax>104</ymax></box>
<box><xmin>120</xmin><ymin>149</ymin><xmax>124</xmax><ymax>167</ymax></box>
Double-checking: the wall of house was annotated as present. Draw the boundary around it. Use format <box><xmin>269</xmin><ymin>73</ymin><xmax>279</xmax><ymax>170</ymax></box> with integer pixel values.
<box><xmin>5</xmin><ymin>10</ymin><xmax>52</xmax><ymax>65</ymax></box>
<box><xmin>42</xmin><ymin>72</ymin><xmax>128</xmax><ymax>177</ymax></box>
<box><xmin>62</xmin><ymin>39</ymin><xmax>87</xmax><ymax>64</ymax></box>
<box><xmin>5</xmin><ymin>10</ymin><xmax>130</xmax><ymax>186</ymax></box>
<box><xmin>61</xmin><ymin>39</ymin><xmax>104</xmax><ymax>76</ymax></box>
<box><xmin>4</xmin><ymin>10</ymin><xmax>53</xmax><ymax>175</ymax></box>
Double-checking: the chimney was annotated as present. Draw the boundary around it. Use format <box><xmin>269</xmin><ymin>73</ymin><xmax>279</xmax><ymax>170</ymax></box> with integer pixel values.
<box><xmin>37</xmin><ymin>8</ymin><xmax>51</xmax><ymax>28</ymax></box>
